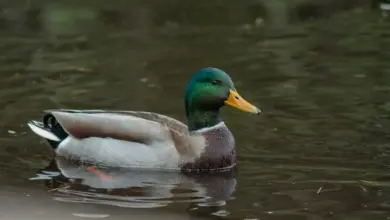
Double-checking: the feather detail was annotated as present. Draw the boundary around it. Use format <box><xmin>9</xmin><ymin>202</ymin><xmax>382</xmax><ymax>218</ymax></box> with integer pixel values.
<box><xmin>27</xmin><ymin>120</ymin><xmax>60</xmax><ymax>142</ymax></box>
<box><xmin>49</xmin><ymin>111</ymin><xmax>172</xmax><ymax>143</ymax></box>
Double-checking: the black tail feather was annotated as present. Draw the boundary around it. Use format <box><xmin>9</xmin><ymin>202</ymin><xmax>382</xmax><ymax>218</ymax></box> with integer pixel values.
<box><xmin>43</xmin><ymin>114</ymin><xmax>69</xmax><ymax>149</ymax></box>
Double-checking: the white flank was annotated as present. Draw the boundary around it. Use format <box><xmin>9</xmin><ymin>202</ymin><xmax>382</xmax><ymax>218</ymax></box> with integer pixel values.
<box><xmin>27</xmin><ymin>122</ymin><xmax>60</xmax><ymax>142</ymax></box>
<box><xmin>56</xmin><ymin>136</ymin><xmax>183</xmax><ymax>170</ymax></box>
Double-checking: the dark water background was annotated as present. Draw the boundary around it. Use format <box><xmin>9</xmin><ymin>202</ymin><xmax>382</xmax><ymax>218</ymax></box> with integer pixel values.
<box><xmin>1</xmin><ymin>0</ymin><xmax>390</xmax><ymax>219</ymax></box>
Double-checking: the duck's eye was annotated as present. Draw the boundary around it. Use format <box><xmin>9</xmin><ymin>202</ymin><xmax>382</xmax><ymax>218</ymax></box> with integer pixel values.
<box><xmin>211</xmin><ymin>80</ymin><xmax>221</xmax><ymax>85</ymax></box>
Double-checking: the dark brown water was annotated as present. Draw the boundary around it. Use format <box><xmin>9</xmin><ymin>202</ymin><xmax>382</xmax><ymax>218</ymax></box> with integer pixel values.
<box><xmin>2</xmin><ymin>0</ymin><xmax>390</xmax><ymax>219</ymax></box>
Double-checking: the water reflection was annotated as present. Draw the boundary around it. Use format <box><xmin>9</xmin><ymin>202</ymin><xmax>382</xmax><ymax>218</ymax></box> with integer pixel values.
<box><xmin>30</xmin><ymin>157</ymin><xmax>236</xmax><ymax>210</ymax></box>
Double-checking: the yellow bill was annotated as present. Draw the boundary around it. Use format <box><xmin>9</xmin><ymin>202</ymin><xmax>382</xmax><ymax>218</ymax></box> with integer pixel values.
<box><xmin>225</xmin><ymin>89</ymin><xmax>261</xmax><ymax>114</ymax></box>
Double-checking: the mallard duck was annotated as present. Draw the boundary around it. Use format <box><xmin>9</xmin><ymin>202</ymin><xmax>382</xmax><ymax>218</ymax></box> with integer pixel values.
<box><xmin>27</xmin><ymin>67</ymin><xmax>260</xmax><ymax>172</ymax></box>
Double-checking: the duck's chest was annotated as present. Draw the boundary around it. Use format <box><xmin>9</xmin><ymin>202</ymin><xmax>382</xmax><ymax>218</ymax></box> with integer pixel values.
<box><xmin>181</xmin><ymin>126</ymin><xmax>236</xmax><ymax>171</ymax></box>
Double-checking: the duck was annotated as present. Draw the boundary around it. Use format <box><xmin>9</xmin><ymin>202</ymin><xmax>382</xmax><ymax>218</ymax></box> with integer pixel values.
<box><xmin>27</xmin><ymin>67</ymin><xmax>260</xmax><ymax>172</ymax></box>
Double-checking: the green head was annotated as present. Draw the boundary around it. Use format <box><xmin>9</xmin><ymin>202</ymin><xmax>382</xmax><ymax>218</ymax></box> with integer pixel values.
<box><xmin>185</xmin><ymin>67</ymin><xmax>260</xmax><ymax>131</ymax></box>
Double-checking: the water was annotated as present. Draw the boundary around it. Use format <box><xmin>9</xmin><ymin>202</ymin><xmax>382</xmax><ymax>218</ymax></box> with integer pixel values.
<box><xmin>1</xmin><ymin>0</ymin><xmax>390</xmax><ymax>219</ymax></box>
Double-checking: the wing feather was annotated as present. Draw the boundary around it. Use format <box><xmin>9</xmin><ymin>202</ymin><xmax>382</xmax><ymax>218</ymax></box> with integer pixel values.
<box><xmin>43</xmin><ymin>109</ymin><xmax>199</xmax><ymax>157</ymax></box>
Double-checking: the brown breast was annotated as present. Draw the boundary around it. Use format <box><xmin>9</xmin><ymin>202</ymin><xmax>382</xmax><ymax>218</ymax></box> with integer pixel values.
<box><xmin>181</xmin><ymin>124</ymin><xmax>236</xmax><ymax>172</ymax></box>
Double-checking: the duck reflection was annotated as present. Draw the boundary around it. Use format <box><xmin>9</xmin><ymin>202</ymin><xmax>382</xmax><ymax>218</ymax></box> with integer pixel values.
<box><xmin>31</xmin><ymin>157</ymin><xmax>237</xmax><ymax>209</ymax></box>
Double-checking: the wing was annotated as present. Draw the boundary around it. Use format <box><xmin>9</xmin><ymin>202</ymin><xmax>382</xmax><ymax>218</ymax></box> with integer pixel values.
<box><xmin>43</xmin><ymin>109</ymin><xmax>196</xmax><ymax>153</ymax></box>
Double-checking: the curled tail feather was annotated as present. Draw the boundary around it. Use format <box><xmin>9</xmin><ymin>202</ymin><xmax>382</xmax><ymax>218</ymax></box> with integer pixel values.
<box><xmin>43</xmin><ymin>114</ymin><xmax>68</xmax><ymax>140</ymax></box>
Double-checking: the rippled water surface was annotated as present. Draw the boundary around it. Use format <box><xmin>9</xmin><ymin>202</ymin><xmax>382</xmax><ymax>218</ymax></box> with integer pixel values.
<box><xmin>1</xmin><ymin>0</ymin><xmax>390</xmax><ymax>219</ymax></box>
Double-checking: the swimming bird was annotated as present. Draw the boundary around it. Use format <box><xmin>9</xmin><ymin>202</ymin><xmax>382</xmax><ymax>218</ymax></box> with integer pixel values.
<box><xmin>27</xmin><ymin>67</ymin><xmax>260</xmax><ymax>172</ymax></box>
